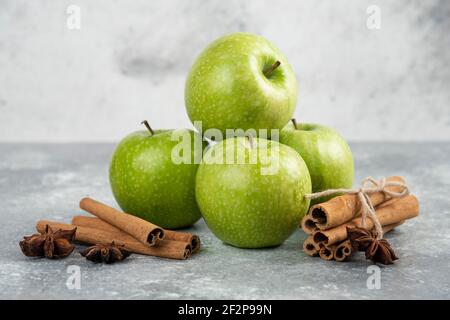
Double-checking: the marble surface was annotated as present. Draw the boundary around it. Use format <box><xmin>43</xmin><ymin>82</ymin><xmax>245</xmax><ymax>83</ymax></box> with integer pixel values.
<box><xmin>1</xmin><ymin>0</ymin><xmax>449</xmax><ymax>142</ymax></box>
<box><xmin>0</xmin><ymin>142</ymin><xmax>449</xmax><ymax>299</ymax></box>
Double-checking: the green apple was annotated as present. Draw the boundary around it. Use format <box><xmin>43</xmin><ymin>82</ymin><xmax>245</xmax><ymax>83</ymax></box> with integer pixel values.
<box><xmin>109</xmin><ymin>122</ymin><xmax>203</xmax><ymax>229</ymax></box>
<box><xmin>195</xmin><ymin>137</ymin><xmax>311</xmax><ymax>248</ymax></box>
<box><xmin>279</xmin><ymin>120</ymin><xmax>354</xmax><ymax>204</ymax></box>
<box><xmin>185</xmin><ymin>32</ymin><xmax>298</xmax><ymax>136</ymax></box>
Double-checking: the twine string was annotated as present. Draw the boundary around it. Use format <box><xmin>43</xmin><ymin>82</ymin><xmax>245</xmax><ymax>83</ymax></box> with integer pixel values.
<box><xmin>305</xmin><ymin>177</ymin><xmax>409</xmax><ymax>239</ymax></box>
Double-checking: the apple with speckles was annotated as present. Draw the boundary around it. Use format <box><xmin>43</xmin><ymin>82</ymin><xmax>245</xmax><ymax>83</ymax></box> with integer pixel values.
<box><xmin>109</xmin><ymin>121</ymin><xmax>203</xmax><ymax>229</ymax></box>
<box><xmin>279</xmin><ymin>119</ymin><xmax>354</xmax><ymax>205</ymax></box>
<box><xmin>185</xmin><ymin>32</ymin><xmax>298</xmax><ymax>136</ymax></box>
<box><xmin>195</xmin><ymin>137</ymin><xmax>311</xmax><ymax>248</ymax></box>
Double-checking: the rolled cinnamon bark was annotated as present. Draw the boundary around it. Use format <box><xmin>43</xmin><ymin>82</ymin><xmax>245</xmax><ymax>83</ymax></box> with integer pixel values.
<box><xmin>165</xmin><ymin>230</ymin><xmax>201</xmax><ymax>254</ymax></box>
<box><xmin>303</xmin><ymin>235</ymin><xmax>320</xmax><ymax>257</ymax></box>
<box><xmin>36</xmin><ymin>220</ymin><xmax>191</xmax><ymax>260</ymax></box>
<box><xmin>319</xmin><ymin>245</ymin><xmax>337</xmax><ymax>261</ymax></box>
<box><xmin>380</xmin><ymin>221</ymin><xmax>404</xmax><ymax>234</ymax></box>
<box><xmin>79</xmin><ymin>198</ymin><xmax>164</xmax><ymax>246</ymax></box>
<box><xmin>334</xmin><ymin>221</ymin><xmax>404</xmax><ymax>262</ymax></box>
<box><xmin>72</xmin><ymin>215</ymin><xmax>201</xmax><ymax>254</ymax></box>
<box><xmin>72</xmin><ymin>215</ymin><xmax>125</xmax><ymax>234</ymax></box>
<box><xmin>313</xmin><ymin>195</ymin><xmax>418</xmax><ymax>246</ymax></box>
<box><xmin>374</xmin><ymin>196</ymin><xmax>402</xmax><ymax>209</ymax></box>
<box><xmin>300</xmin><ymin>214</ymin><xmax>318</xmax><ymax>235</ymax></box>
<box><xmin>304</xmin><ymin>176</ymin><xmax>406</xmax><ymax>231</ymax></box>
<box><xmin>334</xmin><ymin>240</ymin><xmax>353</xmax><ymax>262</ymax></box>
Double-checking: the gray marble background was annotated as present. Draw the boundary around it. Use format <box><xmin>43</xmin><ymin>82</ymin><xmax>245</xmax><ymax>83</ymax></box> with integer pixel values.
<box><xmin>0</xmin><ymin>0</ymin><xmax>449</xmax><ymax>142</ymax></box>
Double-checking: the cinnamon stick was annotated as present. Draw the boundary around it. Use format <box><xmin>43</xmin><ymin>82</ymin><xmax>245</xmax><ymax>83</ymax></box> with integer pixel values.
<box><xmin>72</xmin><ymin>216</ymin><xmax>201</xmax><ymax>254</ymax></box>
<box><xmin>303</xmin><ymin>235</ymin><xmax>320</xmax><ymax>257</ymax></box>
<box><xmin>313</xmin><ymin>195</ymin><xmax>418</xmax><ymax>246</ymax></box>
<box><xmin>79</xmin><ymin>198</ymin><xmax>164</xmax><ymax>246</ymax></box>
<box><xmin>301</xmin><ymin>214</ymin><xmax>318</xmax><ymax>235</ymax></box>
<box><xmin>334</xmin><ymin>240</ymin><xmax>353</xmax><ymax>262</ymax></box>
<box><xmin>302</xmin><ymin>176</ymin><xmax>406</xmax><ymax>232</ymax></box>
<box><xmin>36</xmin><ymin>220</ymin><xmax>191</xmax><ymax>260</ymax></box>
<box><xmin>319</xmin><ymin>244</ymin><xmax>337</xmax><ymax>261</ymax></box>
<box><xmin>165</xmin><ymin>230</ymin><xmax>200</xmax><ymax>254</ymax></box>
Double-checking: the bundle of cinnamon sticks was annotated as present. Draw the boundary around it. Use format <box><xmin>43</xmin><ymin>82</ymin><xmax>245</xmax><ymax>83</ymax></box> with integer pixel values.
<box><xmin>301</xmin><ymin>176</ymin><xmax>419</xmax><ymax>262</ymax></box>
<box><xmin>36</xmin><ymin>198</ymin><xmax>200</xmax><ymax>260</ymax></box>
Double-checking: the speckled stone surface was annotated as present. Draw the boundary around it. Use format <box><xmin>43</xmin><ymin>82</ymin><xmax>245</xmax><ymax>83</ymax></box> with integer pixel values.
<box><xmin>0</xmin><ymin>143</ymin><xmax>449</xmax><ymax>299</ymax></box>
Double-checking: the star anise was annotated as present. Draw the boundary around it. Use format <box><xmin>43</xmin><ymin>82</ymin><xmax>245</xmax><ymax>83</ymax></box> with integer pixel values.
<box><xmin>19</xmin><ymin>225</ymin><xmax>76</xmax><ymax>259</ymax></box>
<box><xmin>347</xmin><ymin>226</ymin><xmax>374</xmax><ymax>251</ymax></box>
<box><xmin>346</xmin><ymin>226</ymin><xmax>398</xmax><ymax>265</ymax></box>
<box><xmin>81</xmin><ymin>242</ymin><xmax>131</xmax><ymax>264</ymax></box>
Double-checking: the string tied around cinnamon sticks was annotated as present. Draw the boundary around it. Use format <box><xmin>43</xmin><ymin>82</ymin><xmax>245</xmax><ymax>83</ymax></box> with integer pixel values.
<box><xmin>305</xmin><ymin>177</ymin><xmax>410</xmax><ymax>239</ymax></box>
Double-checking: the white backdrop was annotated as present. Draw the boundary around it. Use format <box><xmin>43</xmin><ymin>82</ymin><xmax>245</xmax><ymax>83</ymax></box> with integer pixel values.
<box><xmin>0</xmin><ymin>0</ymin><xmax>449</xmax><ymax>142</ymax></box>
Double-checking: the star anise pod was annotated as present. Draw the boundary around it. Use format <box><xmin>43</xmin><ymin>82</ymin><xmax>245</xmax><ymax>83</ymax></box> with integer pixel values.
<box><xmin>19</xmin><ymin>225</ymin><xmax>76</xmax><ymax>259</ymax></box>
<box><xmin>81</xmin><ymin>242</ymin><xmax>131</xmax><ymax>264</ymax></box>
<box><xmin>366</xmin><ymin>238</ymin><xmax>399</xmax><ymax>265</ymax></box>
<box><xmin>346</xmin><ymin>226</ymin><xmax>398</xmax><ymax>265</ymax></box>
<box><xmin>347</xmin><ymin>226</ymin><xmax>374</xmax><ymax>251</ymax></box>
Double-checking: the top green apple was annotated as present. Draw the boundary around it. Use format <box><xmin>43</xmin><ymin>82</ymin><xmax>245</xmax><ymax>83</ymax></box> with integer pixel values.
<box><xmin>185</xmin><ymin>32</ymin><xmax>298</xmax><ymax>136</ymax></box>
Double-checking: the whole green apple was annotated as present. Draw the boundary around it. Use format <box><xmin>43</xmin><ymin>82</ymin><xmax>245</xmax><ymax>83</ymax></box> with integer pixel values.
<box><xmin>195</xmin><ymin>137</ymin><xmax>311</xmax><ymax>248</ymax></box>
<box><xmin>109</xmin><ymin>123</ymin><xmax>203</xmax><ymax>229</ymax></box>
<box><xmin>279</xmin><ymin>120</ymin><xmax>354</xmax><ymax>204</ymax></box>
<box><xmin>185</xmin><ymin>32</ymin><xmax>298</xmax><ymax>136</ymax></box>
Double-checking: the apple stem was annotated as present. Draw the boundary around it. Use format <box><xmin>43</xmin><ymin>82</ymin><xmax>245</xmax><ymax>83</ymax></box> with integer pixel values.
<box><xmin>263</xmin><ymin>61</ymin><xmax>281</xmax><ymax>78</ymax></box>
<box><xmin>291</xmin><ymin>118</ymin><xmax>298</xmax><ymax>130</ymax></box>
<box><xmin>141</xmin><ymin>120</ymin><xmax>154</xmax><ymax>136</ymax></box>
